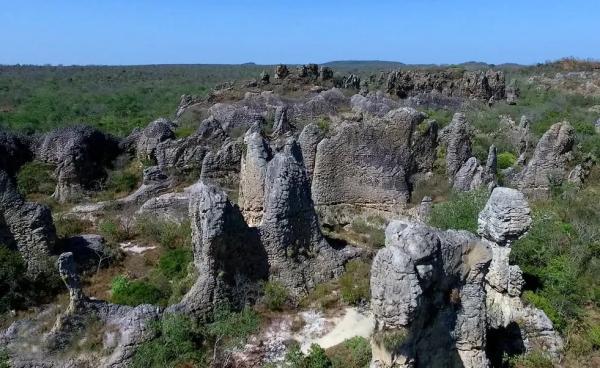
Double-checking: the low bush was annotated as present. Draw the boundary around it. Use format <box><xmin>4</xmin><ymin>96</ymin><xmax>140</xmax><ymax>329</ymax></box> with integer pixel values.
<box><xmin>98</xmin><ymin>219</ymin><xmax>130</xmax><ymax>243</ymax></box>
<box><xmin>131</xmin><ymin>314</ymin><xmax>204</xmax><ymax>368</ymax></box>
<box><xmin>326</xmin><ymin>336</ymin><xmax>371</xmax><ymax>368</ymax></box>
<box><xmin>0</xmin><ymin>348</ymin><xmax>9</xmax><ymax>368</ymax></box>
<box><xmin>157</xmin><ymin>248</ymin><xmax>192</xmax><ymax>280</ymax></box>
<box><xmin>16</xmin><ymin>160</ymin><xmax>56</xmax><ymax>196</ymax></box>
<box><xmin>262</xmin><ymin>280</ymin><xmax>289</xmax><ymax>311</ymax></box>
<box><xmin>0</xmin><ymin>246</ymin><xmax>28</xmax><ymax>313</ymax></box>
<box><xmin>285</xmin><ymin>343</ymin><xmax>332</xmax><ymax>368</ymax></box>
<box><xmin>135</xmin><ymin>217</ymin><xmax>191</xmax><ymax>249</ymax></box>
<box><xmin>110</xmin><ymin>275</ymin><xmax>166</xmax><ymax>306</ymax></box>
<box><xmin>373</xmin><ymin>329</ymin><xmax>408</xmax><ymax>352</ymax></box>
<box><xmin>497</xmin><ymin>151</ymin><xmax>517</xmax><ymax>169</ymax></box>
<box><xmin>350</xmin><ymin>219</ymin><xmax>385</xmax><ymax>248</ymax></box>
<box><xmin>339</xmin><ymin>260</ymin><xmax>370</xmax><ymax>305</ymax></box>
<box><xmin>428</xmin><ymin>190</ymin><xmax>488</xmax><ymax>233</ymax></box>
<box><xmin>509</xmin><ymin>351</ymin><xmax>553</xmax><ymax>368</ymax></box>
<box><xmin>54</xmin><ymin>216</ymin><xmax>93</xmax><ymax>238</ymax></box>
<box><xmin>301</xmin><ymin>281</ymin><xmax>340</xmax><ymax>310</ymax></box>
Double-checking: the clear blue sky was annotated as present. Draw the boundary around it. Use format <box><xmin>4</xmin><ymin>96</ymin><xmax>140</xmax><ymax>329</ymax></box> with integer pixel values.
<box><xmin>1</xmin><ymin>0</ymin><xmax>599</xmax><ymax>65</ymax></box>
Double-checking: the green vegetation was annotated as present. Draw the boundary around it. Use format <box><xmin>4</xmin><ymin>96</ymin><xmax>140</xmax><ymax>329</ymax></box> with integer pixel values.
<box><xmin>16</xmin><ymin>160</ymin><xmax>56</xmax><ymax>197</ymax></box>
<box><xmin>0</xmin><ymin>246</ymin><xmax>28</xmax><ymax>313</ymax></box>
<box><xmin>0</xmin><ymin>64</ymin><xmax>268</xmax><ymax>136</ymax></box>
<box><xmin>339</xmin><ymin>260</ymin><xmax>370</xmax><ymax>305</ymax></box>
<box><xmin>508</xmin><ymin>351</ymin><xmax>553</xmax><ymax>368</ymax></box>
<box><xmin>285</xmin><ymin>343</ymin><xmax>333</xmax><ymax>368</ymax></box>
<box><xmin>428</xmin><ymin>190</ymin><xmax>488</xmax><ymax>233</ymax></box>
<box><xmin>157</xmin><ymin>248</ymin><xmax>192</xmax><ymax>280</ymax></box>
<box><xmin>373</xmin><ymin>329</ymin><xmax>408</xmax><ymax>352</ymax></box>
<box><xmin>262</xmin><ymin>280</ymin><xmax>289</xmax><ymax>311</ymax></box>
<box><xmin>350</xmin><ymin>219</ymin><xmax>385</xmax><ymax>248</ymax></box>
<box><xmin>134</xmin><ymin>217</ymin><xmax>192</xmax><ymax>249</ymax></box>
<box><xmin>0</xmin><ymin>348</ymin><xmax>9</xmax><ymax>368</ymax></box>
<box><xmin>326</xmin><ymin>336</ymin><xmax>372</xmax><ymax>368</ymax></box>
<box><xmin>110</xmin><ymin>275</ymin><xmax>166</xmax><ymax>306</ymax></box>
<box><xmin>54</xmin><ymin>216</ymin><xmax>93</xmax><ymax>239</ymax></box>
<box><xmin>497</xmin><ymin>151</ymin><xmax>517</xmax><ymax>169</ymax></box>
<box><xmin>98</xmin><ymin>219</ymin><xmax>130</xmax><ymax>243</ymax></box>
<box><xmin>131</xmin><ymin>314</ymin><xmax>204</xmax><ymax>368</ymax></box>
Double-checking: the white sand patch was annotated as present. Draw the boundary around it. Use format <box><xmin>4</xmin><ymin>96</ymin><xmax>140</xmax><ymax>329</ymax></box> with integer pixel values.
<box><xmin>313</xmin><ymin>308</ymin><xmax>375</xmax><ymax>349</ymax></box>
<box><xmin>119</xmin><ymin>242</ymin><xmax>157</xmax><ymax>254</ymax></box>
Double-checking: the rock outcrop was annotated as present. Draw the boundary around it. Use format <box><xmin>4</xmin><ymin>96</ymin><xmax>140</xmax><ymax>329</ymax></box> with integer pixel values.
<box><xmin>311</xmin><ymin>108</ymin><xmax>436</xmax><ymax>225</ymax></box>
<box><xmin>0</xmin><ymin>170</ymin><xmax>56</xmax><ymax>278</ymax></box>
<box><xmin>170</xmin><ymin>182</ymin><xmax>267</xmax><ymax>316</ymax></box>
<box><xmin>0</xmin><ymin>131</ymin><xmax>33</xmax><ymax>175</ymax></box>
<box><xmin>386</xmin><ymin>69</ymin><xmax>506</xmax><ymax>102</ymax></box>
<box><xmin>442</xmin><ymin>113</ymin><xmax>473</xmax><ymax>181</ymax></box>
<box><xmin>135</xmin><ymin>118</ymin><xmax>176</xmax><ymax>162</ymax></box>
<box><xmin>453</xmin><ymin>145</ymin><xmax>497</xmax><ymax>192</ymax></box>
<box><xmin>516</xmin><ymin>122</ymin><xmax>575</xmax><ymax>197</ymax></box>
<box><xmin>350</xmin><ymin>91</ymin><xmax>399</xmax><ymax>117</ymax></box>
<box><xmin>36</xmin><ymin>126</ymin><xmax>120</xmax><ymax>202</ymax></box>
<box><xmin>370</xmin><ymin>187</ymin><xmax>563</xmax><ymax>367</ymax></box>
<box><xmin>208</xmin><ymin>103</ymin><xmax>266</xmax><ymax>134</ymax></box>
<box><xmin>297</xmin><ymin>123</ymin><xmax>325</xmax><ymax>181</ymax></box>
<box><xmin>239</xmin><ymin>126</ymin><xmax>272</xmax><ymax>226</ymax></box>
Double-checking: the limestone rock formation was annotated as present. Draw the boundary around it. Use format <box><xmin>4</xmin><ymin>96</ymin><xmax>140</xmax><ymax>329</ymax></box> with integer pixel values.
<box><xmin>0</xmin><ymin>170</ymin><xmax>56</xmax><ymax>278</ymax></box>
<box><xmin>516</xmin><ymin>122</ymin><xmax>575</xmax><ymax>197</ymax></box>
<box><xmin>567</xmin><ymin>154</ymin><xmax>595</xmax><ymax>188</ymax></box>
<box><xmin>200</xmin><ymin>139</ymin><xmax>243</xmax><ymax>192</ymax></box>
<box><xmin>208</xmin><ymin>103</ymin><xmax>266</xmax><ymax>134</ymax></box>
<box><xmin>319</xmin><ymin>66</ymin><xmax>334</xmax><ymax>81</ymax></box>
<box><xmin>135</xmin><ymin>118</ymin><xmax>175</xmax><ymax>162</ymax></box>
<box><xmin>170</xmin><ymin>182</ymin><xmax>267</xmax><ymax>316</ymax></box>
<box><xmin>274</xmin><ymin>64</ymin><xmax>289</xmax><ymax>79</ymax></box>
<box><xmin>370</xmin><ymin>187</ymin><xmax>563</xmax><ymax>367</ymax></box>
<box><xmin>506</xmin><ymin>82</ymin><xmax>520</xmax><ymax>105</ymax></box>
<box><xmin>350</xmin><ymin>91</ymin><xmax>399</xmax><ymax>117</ymax></box>
<box><xmin>271</xmin><ymin>106</ymin><xmax>296</xmax><ymax>138</ymax></box>
<box><xmin>442</xmin><ymin>113</ymin><xmax>473</xmax><ymax>181</ymax></box>
<box><xmin>118</xmin><ymin>165</ymin><xmax>174</xmax><ymax>205</ymax></box>
<box><xmin>311</xmin><ymin>107</ymin><xmax>435</xmax><ymax>225</ymax></box>
<box><xmin>386</xmin><ymin>69</ymin><xmax>506</xmax><ymax>101</ymax></box>
<box><xmin>289</xmin><ymin>88</ymin><xmax>348</xmax><ymax>121</ymax></box>
<box><xmin>259</xmin><ymin>140</ymin><xmax>351</xmax><ymax>294</ymax></box>
<box><xmin>239</xmin><ymin>127</ymin><xmax>272</xmax><ymax>226</ymax></box>
<box><xmin>298</xmin><ymin>122</ymin><xmax>325</xmax><ymax>181</ymax></box>
<box><xmin>35</xmin><ymin>126</ymin><xmax>120</xmax><ymax>202</ymax></box>
<box><xmin>63</xmin><ymin>234</ymin><xmax>114</xmax><ymax>273</ymax></box>
<box><xmin>343</xmin><ymin>74</ymin><xmax>361</xmax><ymax>89</ymax></box>
<box><xmin>453</xmin><ymin>146</ymin><xmax>497</xmax><ymax>192</ymax></box>
<box><xmin>0</xmin><ymin>131</ymin><xmax>33</xmax><ymax>175</ymax></box>
<box><xmin>176</xmin><ymin>94</ymin><xmax>201</xmax><ymax>118</ymax></box>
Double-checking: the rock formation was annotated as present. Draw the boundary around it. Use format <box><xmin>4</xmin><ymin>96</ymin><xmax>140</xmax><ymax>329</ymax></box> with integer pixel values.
<box><xmin>170</xmin><ymin>182</ymin><xmax>267</xmax><ymax>316</ymax></box>
<box><xmin>35</xmin><ymin>126</ymin><xmax>120</xmax><ymax>202</ymax></box>
<box><xmin>370</xmin><ymin>187</ymin><xmax>563</xmax><ymax>367</ymax></box>
<box><xmin>0</xmin><ymin>131</ymin><xmax>33</xmax><ymax>175</ymax></box>
<box><xmin>297</xmin><ymin>122</ymin><xmax>325</xmax><ymax>181</ymax></box>
<box><xmin>516</xmin><ymin>122</ymin><xmax>575</xmax><ymax>197</ymax></box>
<box><xmin>0</xmin><ymin>170</ymin><xmax>57</xmax><ymax>278</ymax></box>
<box><xmin>274</xmin><ymin>64</ymin><xmax>290</xmax><ymax>79</ymax></box>
<box><xmin>135</xmin><ymin>118</ymin><xmax>176</xmax><ymax>162</ymax></box>
<box><xmin>311</xmin><ymin>108</ymin><xmax>436</xmax><ymax>225</ymax></box>
<box><xmin>239</xmin><ymin>126</ymin><xmax>272</xmax><ymax>226</ymax></box>
<box><xmin>386</xmin><ymin>69</ymin><xmax>506</xmax><ymax>102</ymax></box>
<box><xmin>350</xmin><ymin>91</ymin><xmax>399</xmax><ymax>117</ymax></box>
<box><xmin>208</xmin><ymin>103</ymin><xmax>266</xmax><ymax>134</ymax></box>
<box><xmin>441</xmin><ymin>112</ymin><xmax>473</xmax><ymax>181</ymax></box>
<box><xmin>453</xmin><ymin>145</ymin><xmax>497</xmax><ymax>192</ymax></box>
<box><xmin>271</xmin><ymin>106</ymin><xmax>295</xmax><ymax>138</ymax></box>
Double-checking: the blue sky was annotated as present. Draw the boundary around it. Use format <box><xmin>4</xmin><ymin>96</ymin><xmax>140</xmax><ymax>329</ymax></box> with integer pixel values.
<box><xmin>1</xmin><ymin>0</ymin><xmax>599</xmax><ymax>65</ymax></box>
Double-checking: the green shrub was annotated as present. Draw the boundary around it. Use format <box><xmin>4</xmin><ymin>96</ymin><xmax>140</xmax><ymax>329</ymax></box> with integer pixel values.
<box><xmin>317</xmin><ymin>117</ymin><xmax>331</xmax><ymax>134</ymax></box>
<box><xmin>301</xmin><ymin>281</ymin><xmax>340</xmax><ymax>310</ymax></box>
<box><xmin>0</xmin><ymin>247</ymin><xmax>27</xmax><ymax>313</ymax></box>
<box><xmin>16</xmin><ymin>161</ymin><xmax>56</xmax><ymax>196</ymax></box>
<box><xmin>327</xmin><ymin>336</ymin><xmax>372</xmax><ymax>368</ymax></box>
<box><xmin>0</xmin><ymin>348</ymin><xmax>9</xmax><ymax>368</ymax></box>
<box><xmin>377</xmin><ymin>330</ymin><xmax>408</xmax><ymax>351</ymax></box>
<box><xmin>350</xmin><ymin>219</ymin><xmax>385</xmax><ymax>248</ymax></box>
<box><xmin>54</xmin><ymin>216</ymin><xmax>93</xmax><ymax>238</ymax></box>
<box><xmin>285</xmin><ymin>343</ymin><xmax>333</xmax><ymax>368</ymax></box>
<box><xmin>339</xmin><ymin>260</ymin><xmax>370</xmax><ymax>305</ymax></box>
<box><xmin>428</xmin><ymin>190</ymin><xmax>488</xmax><ymax>233</ymax></box>
<box><xmin>110</xmin><ymin>275</ymin><xmax>166</xmax><ymax>306</ymax></box>
<box><xmin>174</xmin><ymin>125</ymin><xmax>196</xmax><ymax>138</ymax></box>
<box><xmin>509</xmin><ymin>351</ymin><xmax>553</xmax><ymax>368</ymax></box>
<box><xmin>105</xmin><ymin>169</ymin><xmax>140</xmax><ymax>194</ymax></box>
<box><xmin>497</xmin><ymin>151</ymin><xmax>517</xmax><ymax>169</ymax></box>
<box><xmin>587</xmin><ymin>324</ymin><xmax>600</xmax><ymax>349</ymax></box>
<box><xmin>135</xmin><ymin>217</ymin><xmax>191</xmax><ymax>249</ymax></box>
<box><xmin>263</xmin><ymin>281</ymin><xmax>289</xmax><ymax>311</ymax></box>
<box><xmin>207</xmin><ymin>304</ymin><xmax>261</xmax><ymax>349</ymax></box>
<box><xmin>131</xmin><ymin>314</ymin><xmax>204</xmax><ymax>368</ymax></box>
<box><xmin>98</xmin><ymin>219</ymin><xmax>129</xmax><ymax>243</ymax></box>
<box><xmin>157</xmin><ymin>248</ymin><xmax>192</xmax><ymax>280</ymax></box>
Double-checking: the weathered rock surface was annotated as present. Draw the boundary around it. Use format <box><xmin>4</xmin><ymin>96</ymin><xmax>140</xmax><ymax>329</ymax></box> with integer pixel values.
<box><xmin>271</xmin><ymin>106</ymin><xmax>295</xmax><ymax>137</ymax></box>
<box><xmin>386</xmin><ymin>69</ymin><xmax>506</xmax><ymax>101</ymax></box>
<box><xmin>170</xmin><ymin>182</ymin><xmax>267</xmax><ymax>316</ymax></box>
<box><xmin>209</xmin><ymin>103</ymin><xmax>266</xmax><ymax>134</ymax></box>
<box><xmin>239</xmin><ymin>127</ymin><xmax>272</xmax><ymax>226</ymax></box>
<box><xmin>200</xmin><ymin>139</ymin><xmax>243</xmax><ymax>193</ymax></box>
<box><xmin>274</xmin><ymin>64</ymin><xmax>289</xmax><ymax>79</ymax></box>
<box><xmin>0</xmin><ymin>170</ymin><xmax>56</xmax><ymax>278</ymax></box>
<box><xmin>516</xmin><ymin>122</ymin><xmax>575</xmax><ymax>197</ymax></box>
<box><xmin>0</xmin><ymin>131</ymin><xmax>33</xmax><ymax>175</ymax></box>
<box><xmin>453</xmin><ymin>146</ymin><xmax>497</xmax><ymax>192</ymax></box>
<box><xmin>35</xmin><ymin>126</ymin><xmax>120</xmax><ymax>202</ymax></box>
<box><xmin>371</xmin><ymin>187</ymin><xmax>563</xmax><ymax>367</ymax></box>
<box><xmin>567</xmin><ymin>153</ymin><xmax>595</xmax><ymax>188</ymax></box>
<box><xmin>289</xmin><ymin>88</ymin><xmax>347</xmax><ymax>121</ymax></box>
<box><xmin>259</xmin><ymin>140</ymin><xmax>353</xmax><ymax>294</ymax></box>
<box><xmin>311</xmin><ymin>108</ymin><xmax>435</xmax><ymax>225</ymax></box>
<box><xmin>63</xmin><ymin>234</ymin><xmax>114</xmax><ymax>273</ymax></box>
<box><xmin>135</xmin><ymin>118</ymin><xmax>175</xmax><ymax>162</ymax></box>
<box><xmin>442</xmin><ymin>113</ymin><xmax>473</xmax><ymax>181</ymax></box>
<box><xmin>297</xmin><ymin>123</ymin><xmax>325</xmax><ymax>181</ymax></box>
<box><xmin>350</xmin><ymin>91</ymin><xmax>399</xmax><ymax>117</ymax></box>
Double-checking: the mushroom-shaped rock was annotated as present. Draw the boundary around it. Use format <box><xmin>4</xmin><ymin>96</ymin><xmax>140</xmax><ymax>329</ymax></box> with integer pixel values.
<box><xmin>477</xmin><ymin>187</ymin><xmax>532</xmax><ymax>246</ymax></box>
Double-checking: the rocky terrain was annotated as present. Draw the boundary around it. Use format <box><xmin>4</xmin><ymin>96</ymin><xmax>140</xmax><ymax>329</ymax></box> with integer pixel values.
<box><xmin>0</xmin><ymin>60</ymin><xmax>599</xmax><ymax>368</ymax></box>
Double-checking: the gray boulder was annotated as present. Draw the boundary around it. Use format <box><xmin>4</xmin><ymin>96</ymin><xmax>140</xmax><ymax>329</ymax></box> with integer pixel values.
<box><xmin>478</xmin><ymin>187</ymin><xmax>532</xmax><ymax>246</ymax></box>
<box><xmin>0</xmin><ymin>170</ymin><xmax>56</xmax><ymax>278</ymax></box>
<box><xmin>350</xmin><ymin>91</ymin><xmax>399</xmax><ymax>117</ymax></box>
<box><xmin>208</xmin><ymin>103</ymin><xmax>265</xmax><ymax>134</ymax></box>
<box><xmin>298</xmin><ymin>123</ymin><xmax>325</xmax><ymax>181</ymax></box>
<box><xmin>516</xmin><ymin>122</ymin><xmax>575</xmax><ymax>197</ymax></box>
<box><xmin>442</xmin><ymin>113</ymin><xmax>473</xmax><ymax>181</ymax></box>
<box><xmin>200</xmin><ymin>139</ymin><xmax>243</xmax><ymax>194</ymax></box>
<box><xmin>453</xmin><ymin>146</ymin><xmax>497</xmax><ymax>192</ymax></box>
<box><xmin>0</xmin><ymin>131</ymin><xmax>33</xmax><ymax>175</ymax></box>
<box><xmin>274</xmin><ymin>64</ymin><xmax>289</xmax><ymax>79</ymax></box>
<box><xmin>135</xmin><ymin>118</ymin><xmax>175</xmax><ymax>162</ymax></box>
